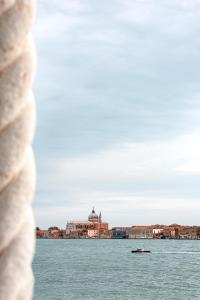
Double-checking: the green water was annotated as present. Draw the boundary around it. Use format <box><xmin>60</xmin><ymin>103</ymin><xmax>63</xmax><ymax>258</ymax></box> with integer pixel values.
<box><xmin>33</xmin><ymin>239</ymin><xmax>200</xmax><ymax>300</ymax></box>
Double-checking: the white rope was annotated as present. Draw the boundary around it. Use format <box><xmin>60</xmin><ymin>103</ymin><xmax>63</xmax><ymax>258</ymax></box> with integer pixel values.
<box><xmin>0</xmin><ymin>1</ymin><xmax>36</xmax><ymax>299</ymax></box>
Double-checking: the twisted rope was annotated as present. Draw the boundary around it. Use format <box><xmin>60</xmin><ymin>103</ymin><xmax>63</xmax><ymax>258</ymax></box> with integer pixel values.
<box><xmin>0</xmin><ymin>1</ymin><xmax>36</xmax><ymax>299</ymax></box>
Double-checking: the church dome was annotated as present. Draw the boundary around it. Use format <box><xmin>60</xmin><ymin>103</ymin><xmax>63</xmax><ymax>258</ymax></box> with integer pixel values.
<box><xmin>88</xmin><ymin>208</ymin><xmax>99</xmax><ymax>222</ymax></box>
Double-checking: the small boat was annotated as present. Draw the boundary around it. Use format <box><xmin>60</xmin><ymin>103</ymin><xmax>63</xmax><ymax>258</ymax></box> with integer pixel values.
<box><xmin>131</xmin><ymin>248</ymin><xmax>151</xmax><ymax>253</ymax></box>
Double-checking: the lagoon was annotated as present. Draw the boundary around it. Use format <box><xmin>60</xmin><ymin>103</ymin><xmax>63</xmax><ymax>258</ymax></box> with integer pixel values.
<box><xmin>33</xmin><ymin>239</ymin><xmax>200</xmax><ymax>300</ymax></box>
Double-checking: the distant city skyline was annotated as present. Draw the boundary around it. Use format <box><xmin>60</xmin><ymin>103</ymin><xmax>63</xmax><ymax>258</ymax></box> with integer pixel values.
<box><xmin>33</xmin><ymin>0</ymin><xmax>200</xmax><ymax>228</ymax></box>
<box><xmin>36</xmin><ymin>206</ymin><xmax>200</xmax><ymax>230</ymax></box>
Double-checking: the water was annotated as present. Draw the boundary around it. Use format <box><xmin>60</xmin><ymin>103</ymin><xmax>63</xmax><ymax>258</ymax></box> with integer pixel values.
<box><xmin>33</xmin><ymin>239</ymin><xmax>200</xmax><ymax>300</ymax></box>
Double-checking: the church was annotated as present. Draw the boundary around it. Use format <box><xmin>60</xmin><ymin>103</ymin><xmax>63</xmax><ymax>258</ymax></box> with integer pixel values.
<box><xmin>66</xmin><ymin>208</ymin><xmax>109</xmax><ymax>238</ymax></box>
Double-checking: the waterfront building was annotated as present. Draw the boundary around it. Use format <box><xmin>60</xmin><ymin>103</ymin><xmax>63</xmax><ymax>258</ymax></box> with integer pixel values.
<box><xmin>88</xmin><ymin>229</ymin><xmax>99</xmax><ymax>238</ymax></box>
<box><xmin>178</xmin><ymin>227</ymin><xmax>200</xmax><ymax>239</ymax></box>
<box><xmin>66</xmin><ymin>208</ymin><xmax>109</xmax><ymax>238</ymax></box>
<box><xmin>66</xmin><ymin>221</ymin><xmax>94</xmax><ymax>234</ymax></box>
<box><xmin>111</xmin><ymin>227</ymin><xmax>131</xmax><ymax>239</ymax></box>
<box><xmin>36</xmin><ymin>224</ymin><xmax>200</xmax><ymax>240</ymax></box>
<box><xmin>36</xmin><ymin>229</ymin><xmax>49</xmax><ymax>239</ymax></box>
<box><xmin>158</xmin><ymin>227</ymin><xmax>177</xmax><ymax>239</ymax></box>
<box><xmin>128</xmin><ymin>226</ymin><xmax>163</xmax><ymax>239</ymax></box>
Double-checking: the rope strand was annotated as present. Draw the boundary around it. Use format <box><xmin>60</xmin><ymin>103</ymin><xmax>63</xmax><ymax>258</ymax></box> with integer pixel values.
<box><xmin>0</xmin><ymin>1</ymin><xmax>36</xmax><ymax>299</ymax></box>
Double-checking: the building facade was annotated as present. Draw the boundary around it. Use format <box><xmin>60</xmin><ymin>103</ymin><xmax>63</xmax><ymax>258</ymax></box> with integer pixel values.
<box><xmin>128</xmin><ymin>226</ymin><xmax>163</xmax><ymax>239</ymax></box>
<box><xmin>66</xmin><ymin>208</ymin><xmax>109</xmax><ymax>238</ymax></box>
<box><xmin>111</xmin><ymin>227</ymin><xmax>130</xmax><ymax>239</ymax></box>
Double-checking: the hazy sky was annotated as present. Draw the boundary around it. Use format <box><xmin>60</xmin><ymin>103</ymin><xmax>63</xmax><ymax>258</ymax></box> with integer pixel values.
<box><xmin>33</xmin><ymin>0</ymin><xmax>200</xmax><ymax>228</ymax></box>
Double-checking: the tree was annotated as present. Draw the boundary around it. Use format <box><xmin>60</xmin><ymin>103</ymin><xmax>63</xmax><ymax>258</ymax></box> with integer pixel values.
<box><xmin>48</xmin><ymin>226</ymin><xmax>60</xmax><ymax>231</ymax></box>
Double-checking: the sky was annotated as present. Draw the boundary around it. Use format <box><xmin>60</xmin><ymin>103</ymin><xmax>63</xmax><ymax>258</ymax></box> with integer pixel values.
<box><xmin>33</xmin><ymin>0</ymin><xmax>200</xmax><ymax>228</ymax></box>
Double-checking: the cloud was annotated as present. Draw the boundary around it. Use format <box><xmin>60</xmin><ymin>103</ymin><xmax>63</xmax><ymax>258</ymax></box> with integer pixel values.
<box><xmin>33</xmin><ymin>0</ymin><xmax>200</xmax><ymax>157</ymax></box>
<box><xmin>34</xmin><ymin>0</ymin><xmax>86</xmax><ymax>40</ymax></box>
<box><xmin>34</xmin><ymin>12</ymin><xmax>78</xmax><ymax>40</ymax></box>
<box><xmin>59</xmin><ymin>132</ymin><xmax>200</xmax><ymax>185</ymax></box>
<box><xmin>117</xmin><ymin>0</ymin><xmax>200</xmax><ymax>36</ymax></box>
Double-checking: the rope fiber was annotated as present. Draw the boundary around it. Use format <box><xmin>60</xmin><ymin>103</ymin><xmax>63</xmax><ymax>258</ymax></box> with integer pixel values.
<box><xmin>0</xmin><ymin>0</ymin><xmax>36</xmax><ymax>299</ymax></box>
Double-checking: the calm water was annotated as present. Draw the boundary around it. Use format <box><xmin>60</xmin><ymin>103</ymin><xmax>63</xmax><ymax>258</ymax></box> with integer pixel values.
<box><xmin>33</xmin><ymin>239</ymin><xmax>200</xmax><ymax>300</ymax></box>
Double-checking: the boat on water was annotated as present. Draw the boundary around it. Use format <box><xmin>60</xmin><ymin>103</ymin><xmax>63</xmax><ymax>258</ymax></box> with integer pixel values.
<box><xmin>131</xmin><ymin>248</ymin><xmax>151</xmax><ymax>253</ymax></box>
